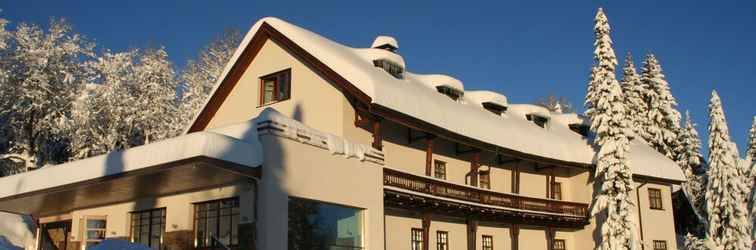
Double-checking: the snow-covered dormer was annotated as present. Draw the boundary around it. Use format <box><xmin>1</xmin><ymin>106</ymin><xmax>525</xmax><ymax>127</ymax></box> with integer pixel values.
<box><xmin>466</xmin><ymin>90</ymin><xmax>509</xmax><ymax>115</ymax></box>
<box><xmin>371</xmin><ymin>35</ymin><xmax>398</xmax><ymax>53</ymax></box>
<box><xmin>358</xmin><ymin>44</ymin><xmax>406</xmax><ymax>79</ymax></box>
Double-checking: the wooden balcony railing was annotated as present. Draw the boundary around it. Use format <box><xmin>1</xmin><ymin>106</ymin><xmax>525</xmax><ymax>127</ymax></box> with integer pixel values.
<box><xmin>383</xmin><ymin>168</ymin><xmax>589</xmax><ymax>218</ymax></box>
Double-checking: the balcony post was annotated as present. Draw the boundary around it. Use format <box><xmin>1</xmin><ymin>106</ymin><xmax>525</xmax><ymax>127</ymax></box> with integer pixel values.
<box><xmin>470</xmin><ymin>152</ymin><xmax>480</xmax><ymax>187</ymax></box>
<box><xmin>466</xmin><ymin>219</ymin><xmax>478</xmax><ymax>250</ymax></box>
<box><xmin>510</xmin><ymin>224</ymin><xmax>520</xmax><ymax>250</ymax></box>
<box><xmin>512</xmin><ymin>164</ymin><xmax>520</xmax><ymax>194</ymax></box>
<box><xmin>546</xmin><ymin>227</ymin><xmax>555</xmax><ymax>250</ymax></box>
<box><xmin>422</xmin><ymin>214</ymin><xmax>431</xmax><ymax>250</ymax></box>
<box><xmin>425</xmin><ymin>135</ymin><xmax>435</xmax><ymax>176</ymax></box>
<box><xmin>371</xmin><ymin>118</ymin><xmax>383</xmax><ymax>150</ymax></box>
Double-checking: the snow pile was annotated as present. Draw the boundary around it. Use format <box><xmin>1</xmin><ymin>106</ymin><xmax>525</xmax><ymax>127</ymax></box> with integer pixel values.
<box><xmin>0</xmin><ymin>212</ymin><xmax>34</xmax><ymax>250</ymax></box>
<box><xmin>465</xmin><ymin>90</ymin><xmax>508</xmax><ymax>109</ymax></box>
<box><xmin>87</xmin><ymin>240</ymin><xmax>151</xmax><ymax>250</ymax></box>
<box><xmin>371</xmin><ymin>35</ymin><xmax>398</xmax><ymax>50</ymax></box>
<box><xmin>326</xmin><ymin>134</ymin><xmax>369</xmax><ymax>161</ymax></box>
<box><xmin>405</xmin><ymin>72</ymin><xmax>465</xmax><ymax>92</ymax></box>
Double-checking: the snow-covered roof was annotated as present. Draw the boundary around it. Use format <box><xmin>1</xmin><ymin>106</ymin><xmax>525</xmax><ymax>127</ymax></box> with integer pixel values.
<box><xmin>406</xmin><ymin>72</ymin><xmax>465</xmax><ymax>92</ymax></box>
<box><xmin>371</xmin><ymin>35</ymin><xmax>398</xmax><ymax>50</ymax></box>
<box><xmin>0</xmin><ymin>130</ymin><xmax>262</xmax><ymax>200</ymax></box>
<box><xmin>188</xmin><ymin>17</ymin><xmax>685</xmax><ymax>182</ymax></box>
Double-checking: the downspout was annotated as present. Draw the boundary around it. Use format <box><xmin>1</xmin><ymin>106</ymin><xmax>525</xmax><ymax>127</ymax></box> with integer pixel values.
<box><xmin>636</xmin><ymin>181</ymin><xmax>647</xmax><ymax>250</ymax></box>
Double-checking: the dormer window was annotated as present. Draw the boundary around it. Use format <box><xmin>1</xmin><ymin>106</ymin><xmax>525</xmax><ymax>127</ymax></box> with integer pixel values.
<box><xmin>373</xmin><ymin>59</ymin><xmax>403</xmax><ymax>79</ymax></box>
<box><xmin>436</xmin><ymin>85</ymin><xmax>463</xmax><ymax>101</ymax></box>
<box><xmin>482</xmin><ymin>102</ymin><xmax>507</xmax><ymax>115</ymax></box>
<box><xmin>526</xmin><ymin>114</ymin><xmax>549</xmax><ymax>128</ymax></box>
<box><xmin>569</xmin><ymin>124</ymin><xmax>590</xmax><ymax>137</ymax></box>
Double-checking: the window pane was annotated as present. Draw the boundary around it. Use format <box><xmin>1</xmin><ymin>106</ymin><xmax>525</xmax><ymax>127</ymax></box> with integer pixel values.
<box><xmin>288</xmin><ymin>197</ymin><xmax>364</xmax><ymax>249</ymax></box>
<box><xmin>262</xmin><ymin>79</ymin><xmax>276</xmax><ymax>104</ymax></box>
<box><xmin>87</xmin><ymin>219</ymin><xmax>106</xmax><ymax>229</ymax></box>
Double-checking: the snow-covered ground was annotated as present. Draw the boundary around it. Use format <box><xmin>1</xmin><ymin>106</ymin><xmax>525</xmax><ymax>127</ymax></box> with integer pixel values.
<box><xmin>0</xmin><ymin>212</ymin><xmax>34</xmax><ymax>250</ymax></box>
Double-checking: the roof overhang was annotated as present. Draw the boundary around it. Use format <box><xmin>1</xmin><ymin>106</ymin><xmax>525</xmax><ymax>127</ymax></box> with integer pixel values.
<box><xmin>0</xmin><ymin>132</ymin><xmax>262</xmax><ymax>217</ymax></box>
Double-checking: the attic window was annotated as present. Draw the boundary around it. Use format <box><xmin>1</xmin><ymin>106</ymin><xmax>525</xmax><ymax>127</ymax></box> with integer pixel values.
<box><xmin>436</xmin><ymin>86</ymin><xmax>464</xmax><ymax>101</ymax></box>
<box><xmin>526</xmin><ymin>114</ymin><xmax>549</xmax><ymax>128</ymax></box>
<box><xmin>373</xmin><ymin>59</ymin><xmax>403</xmax><ymax>79</ymax></box>
<box><xmin>482</xmin><ymin>102</ymin><xmax>507</xmax><ymax>115</ymax></box>
<box><xmin>569</xmin><ymin>124</ymin><xmax>590</xmax><ymax>137</ymax></box>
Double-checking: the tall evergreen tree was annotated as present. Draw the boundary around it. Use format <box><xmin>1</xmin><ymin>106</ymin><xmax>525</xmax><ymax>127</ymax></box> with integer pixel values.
<box><xmin>676</xmin><ymin>111</ymin><xmax>707</xmax><ymax>221</ymax></box>
<box><xmin>586</xmin><ymin>8</ymin><xmax>637</xmax><ymax>250</ymax></box>
<box><xmin>639</xmin><ymin>53</ymin><xmax>681</xmax><ymax>160</ymax></box>
<box><xmin>620</xmin><ymin>52</ymin><xmax>646</xmax><ymax>137</ymax></box>
<box><xmin>748</xmin><ymin>117</ymin><xmax>756</xmax><ymax>160</ymax></box>
<box><xmin>705</xmin><ymin>90</ymin><xmax>750</xmax><ymax>249</ymax></box>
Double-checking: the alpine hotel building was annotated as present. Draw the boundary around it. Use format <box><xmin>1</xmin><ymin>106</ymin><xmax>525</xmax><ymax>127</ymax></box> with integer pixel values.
<box><xmin>0</xmin><ymin>17</ymin><xmax>684</xmax><ymax>250</ymax></box>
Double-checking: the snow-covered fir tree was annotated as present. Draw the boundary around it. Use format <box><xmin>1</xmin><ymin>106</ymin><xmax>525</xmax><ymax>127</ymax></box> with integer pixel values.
<box><xmin>0</xmin><ymin>19</ymin><xmax>95</xmax><ymax>175</ymax></box>
<box><xmin>619</xmin><ymin>52</ymin><xmax>647</xmax><ymax>138</ymax></box>
<box><xmin>179</xmin><ymin>29</ymin><xmax>241</xmax><ymax>129</ymax></box>
<box><xmin>585</xmin><ymin>8</ymin><xmax>638</xmax><ymax>250</ymax></box>
<box><xmin>676</xmin><ymin>111</ymin><xmax>707</xmax><ymax>221</ymax></box>
<box><xmin>639</xmin><ymin>53</ymin><xmax>681</xmax><ymax>160</ymax></box>
<box><xmin>705</xmin><ymin>90</ymin><xmax>750</xmax><ymax>249</ymax></box>
<box><xmin>747</xmin><ymin>117</ymin><xmax>756</xmax><ymax>161</ymax></box>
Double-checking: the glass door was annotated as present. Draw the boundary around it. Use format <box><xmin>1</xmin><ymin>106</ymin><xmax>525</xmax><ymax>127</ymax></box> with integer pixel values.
<box><xmin>39</xmin><ymin>220</ymin><xmax>72</xmax><ymax>250</ymax></box>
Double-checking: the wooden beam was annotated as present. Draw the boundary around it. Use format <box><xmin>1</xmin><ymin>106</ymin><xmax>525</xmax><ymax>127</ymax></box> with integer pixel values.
<box><xmin>467</xmin><ymin>219</ymin><xmax>478</xmax><ymax>250</ymax></box>
<box><xmin>496</xmin><ymin>154</ymin><xmax>521</xmax><ymax>165</ymax></box>
<box><xmin>425</xmin><ymin>135</ymin><xmax>435</xmax><ymax>176</ymax></box>
<box><xmin>455</xmin><ymin>143</ymin><xmax>480</xmax><ymax>156</ymax></box>
<box><xmin>546</xmin><ymin>227</ymin><xmax>555</xmax><ymax>250</ymax></box>
<box><xmin>409</xmin><ymin>128</ymin><xmax>435</xmax><ymax>145</ymax></box>
<box><xmin>511</xmin><ymin>224</ymin><xmax>520</xmax><ymax>250</ymax></box>
<box><xmin>422</xmin><ymin>214</ymin><xmax>431</xmax><ymax>250</ymax></box>
<box><xmin>372</xmin><ymin>118</ymin><xmax>383</xmax><ymax>150</ymax></box>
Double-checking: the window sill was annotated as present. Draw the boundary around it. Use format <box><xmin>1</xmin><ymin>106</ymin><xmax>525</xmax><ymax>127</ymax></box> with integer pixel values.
<box><xmin>257</xmin><ymin>98</ymin><xmax>290</xmax><ymax>108</ymax></box>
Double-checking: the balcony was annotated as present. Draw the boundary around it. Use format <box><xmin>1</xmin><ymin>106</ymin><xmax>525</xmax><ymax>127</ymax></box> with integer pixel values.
<box><xmin>383</xmin><ymin>168</ymin><xmax>589</xmax><ymax>228</ymax></box>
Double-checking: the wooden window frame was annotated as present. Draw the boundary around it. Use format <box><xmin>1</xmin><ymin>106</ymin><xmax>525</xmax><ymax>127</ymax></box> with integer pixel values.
<box><xmin>648</xmin><ymin>188</ymin><xmax>663</xmax><ymax>210</ymax></box>
<box><xmin>554</xmin><ymin>239</ymin><xmax>566</xmax><ymax>250</ymax></box>
<box><xmin>411</xmin><ymin>228</ymin><xmax>424</xmax><ymax>250</ymax></box>
<box><xmin>653</xmin><ymin>240</ymin><xmax>667</xmax><ymax>250</ymax></box>
<box><xmin>192</xmin><ymin>197</ymin><xmax>240</xmax><ymax>249</ymax></box>
<box><xmin>129</xmin><ymin>207</ymin><xmax>166</xmax><ymax>250</ymax></box>
<box><xmin>552</xmin><ymin>182</ymin><xmax>563</xmax><ymax>200</ymax></box>
<box><xmin>436</xmin><ymin>231</ymin><xmax>448</xmax><ymax>250</ymax></box>
<box><xmin>258</xmin><ymin>68</ymin><xmax>291</xmax><ymax>106</ymax></box>
<box><xmin>479</xmin><ymin>170</ymin><xmax>491</xmax><ymax>190</ymax></box>
<box><xmin>434</xmin><ymin>160</ymin><xmax>446</xmax><ymax>180</ymax></box>
<box><xmin>482</xmin><ymin>235</ymin><xmax>493</xmax><ymax>250</ymax></box>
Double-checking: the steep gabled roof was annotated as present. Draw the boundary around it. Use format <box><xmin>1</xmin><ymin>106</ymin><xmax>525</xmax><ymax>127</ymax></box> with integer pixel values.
<box><xmin>186</xmin><ymin>17</ymin><xmax>685</xmax><ymax>182</ymax></box>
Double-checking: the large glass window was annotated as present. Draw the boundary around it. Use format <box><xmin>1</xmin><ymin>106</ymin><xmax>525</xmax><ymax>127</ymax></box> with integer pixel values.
<box><xmin>411</xmin><ymin>228</ymin><xmax>423</xmax><ymax>250</ymax></box>
<box><xmin>131</xmin><ymin>208</ymin><xmax>166</xmax><ymax>250</ymax></box>
<box><xmin>194</xmin><ymin>197</ymin><xmax>240</xmax><ymax>248</ymax></box>
<box><xmin>288</xmin><ymin>197</ymin><xmax>364</xmax><ymax>250</ymax></box>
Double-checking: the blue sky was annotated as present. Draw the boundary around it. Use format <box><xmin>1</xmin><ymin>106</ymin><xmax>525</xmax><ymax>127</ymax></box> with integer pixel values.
<box><xmin>4</xmin><ymin>0</ymin><xmax>755</xmax><ymax>156</ymax></box>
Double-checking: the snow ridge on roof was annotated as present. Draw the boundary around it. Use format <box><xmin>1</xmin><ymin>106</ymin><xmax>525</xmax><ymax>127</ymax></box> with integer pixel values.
<box><xmin>189</xmin><ymin>17</ymin><xmax>685</xmax><ymax>182</ymax></box>
<box><xmin>465</xmin><ymin>90</ymin><xmax>509</xmax><ymax>108</ymax></box>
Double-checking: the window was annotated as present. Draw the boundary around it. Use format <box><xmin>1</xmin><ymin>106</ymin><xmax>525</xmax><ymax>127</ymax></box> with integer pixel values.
<box><xmin>259</xmin><ymin>69</ymin><xmax>291</xmax><ymax>105</ymax></box>
<box><xmin>130</xmin><ymin>208</ymin><xmax>166</xmax><ymax>250</ymax></box>
<box><xmin>526</xmin><ymin>114</ymin><xmax>549</xmax><ymax>128</ymax></box>
<box><xmin>653</xmin><ymin>240</ymin><xmax>668</xmax><ymax>250</ymax></box>
<box><xmin>479</xmin><ymin>170</ymin><xmax>491</xmax><ymax>189</ymax></box>
<box><xmin>569</xmin><ymin>124</ymin><xmax>590</xmax><ymax>137</ymax></box>
<box><xmin>436</xmin><ymin>231</ymin><xmax>448</xmax><ymax>250</ymax></box>
<box><xmin>373</xmin><ymin>59</ymin><xmax>404</xmax><ymax>79</ymax></box>
<box><xmin>648</xmin><ymin>188</ymin><xmax>663</xmax><ymax>210</ymax></box>
<box><xmin>436</xmin><ymin>85</ymin><xmax>463</xmax><ymax>101</ymax></box>
<box><xmin>411</xmin><ymin>228</ymin><xmax>423</xmax><ymax>250</ymax></box>
<box><xmin>288</xmin><ymin>197</ymin><xmax>364</xmax><ymax>249</ymax></box>
<box><xmin>434</xmin><ymin>160</ymin><xmax>446</xmax><ymax>180</ymax></box>
<box><xmin>194</xmin><ymin>197</ymin><xmax>240</xmax><ymax>248</ymax></box>
<box><xmin>554</xmin><ymin>239</ymin><xmax>566</xmax><ymax>250</ymax></box>
<box><xmin>552</xmin><ymin>182</ymin><xmax>563</xmax><ymax>200</ymax></box>
<box><xmin>84</xmin><ymin>217</ymin><xmax>107</xmax><ymax>249</ymax></box>
<box><xmin>483</xmin><ymin>102</ymin><xmax>507</xmax><ymax>115</ymax></box>
<box><xmin>482</xmin><ymin>235</ymin><xmax>493</xmax><ymax>250</ymax></box>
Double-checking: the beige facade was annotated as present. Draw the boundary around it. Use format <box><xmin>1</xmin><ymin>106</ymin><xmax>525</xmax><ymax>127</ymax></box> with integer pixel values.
<box><xmin>0</xmin><ymin>17</ymin><xmax>684</xmax><ymax>250</ymax></box>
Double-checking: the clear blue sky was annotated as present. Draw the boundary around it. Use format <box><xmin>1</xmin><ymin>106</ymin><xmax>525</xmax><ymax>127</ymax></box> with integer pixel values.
<box><xmin>4</xmin><ymin>0</ymin><xmax>755</xmax><ymax>156</ymax></box>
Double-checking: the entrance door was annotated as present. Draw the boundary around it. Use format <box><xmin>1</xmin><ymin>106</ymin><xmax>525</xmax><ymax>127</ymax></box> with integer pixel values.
<box><xmin>39</xmin><ymin>220</ymin><xmax>72</xmax><ymax>250</ymax></box>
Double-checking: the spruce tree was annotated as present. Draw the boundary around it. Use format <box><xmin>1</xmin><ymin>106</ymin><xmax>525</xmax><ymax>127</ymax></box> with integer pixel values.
<box><xmin>639</xmin><ymin>53</ymin><xmax>681</xmax><ymax>160</ymax></box>
<box><xmin>620</xmin><ymin>52</ymin><xmax>646</xmax><ymax>137</ymax></box>
<box><xmin>586</xmin><ymin>8</ymin><xmax>637</xmax><ymax>250</ymax></box>
<box><xmin>705</xmin><ymin>90</ymin><xmax>750</xmax><ymax>249</ymax></box>
<box><xmin>748</xmin><ymin>117</ymin><xmax>756</xmax><ymax>160</ymax></box>
<box><xmin>676</xmin><ymin>111</ymin><xmax>706</xmax><ymax>218</ymax></box>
